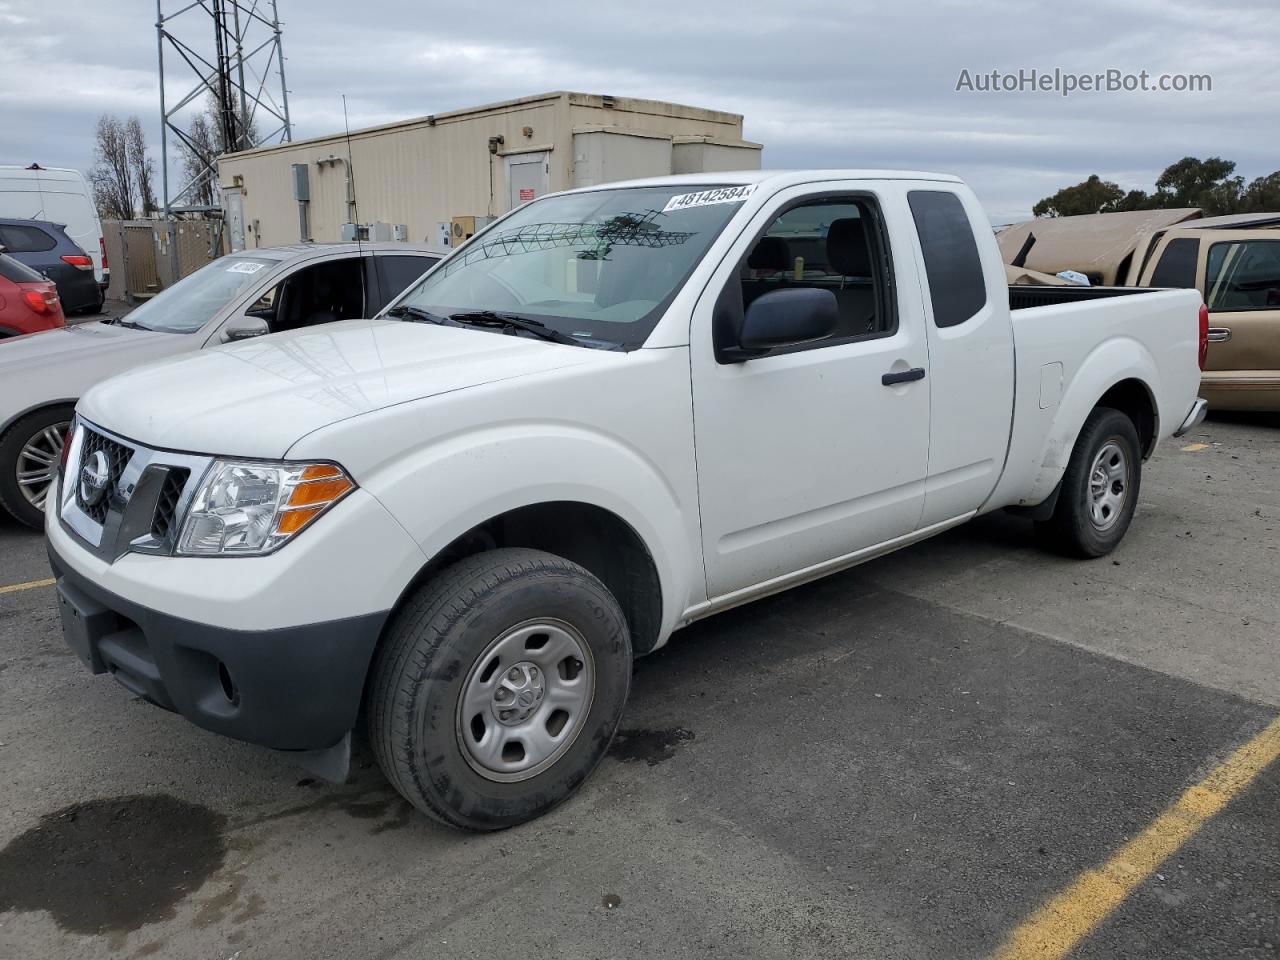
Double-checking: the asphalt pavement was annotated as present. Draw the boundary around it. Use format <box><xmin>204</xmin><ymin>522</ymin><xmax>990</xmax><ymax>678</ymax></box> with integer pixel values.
<box><xmin>0</xmin><ymin>412</ymin><xmax>1277</xmax><ymax>960</ymax></box>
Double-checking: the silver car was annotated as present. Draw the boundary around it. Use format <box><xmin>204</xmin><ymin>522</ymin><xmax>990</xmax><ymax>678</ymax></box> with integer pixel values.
<box><xmin>0</xmin><ymin>242</ymin><xmax>443</xmax><ymax>527</ymax></box>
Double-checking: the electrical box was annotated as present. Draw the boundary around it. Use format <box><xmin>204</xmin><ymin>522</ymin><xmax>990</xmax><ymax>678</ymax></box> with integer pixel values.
<box><xmin>340</xmin><ymin>222</ymin><xmax>359</xmax><ymax>242</ymax></box>
<box><xmin>291</xmin><ymin>163</ymin><xmax>310</xmax><ymax>202</ymax></box>
<box><xmin>436</xmin><ymin>221</ymin><xmax>451</xmax><ymax>247</ymax></box>
<box><xmin>367</xmin><ymin>221</ymin><xmax>393</xmax><ymax>242</ymax></box>
<box><xmin>393</xmin><ymin>223</ymin><xmax>408</xmax><ymax>242</ymax></box>
<box><xmin>451</xmin><ymin>215</ymin><xmax>494</xmax><ymax>246</ymax></box>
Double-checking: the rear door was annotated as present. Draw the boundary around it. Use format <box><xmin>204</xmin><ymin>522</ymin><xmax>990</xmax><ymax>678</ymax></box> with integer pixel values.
<box><xmin>1200</xmin><ymin>231</ymin><xmax>1280</xmax><ymax>401</ymax></box>
<box><xmin>690</xmin><ymin>182</ymin><xmax>931</xmax><ymax>599</ymax></box>
<box><xmin>908</xmin><ymin>188</ymin><xmax>1016</xmax><ymax>526</ymax></box>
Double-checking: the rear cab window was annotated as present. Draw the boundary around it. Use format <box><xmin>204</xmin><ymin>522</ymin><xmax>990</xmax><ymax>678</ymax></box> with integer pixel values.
<box><xmin>907</xmin><ymin>190</ymin><xmax>987</xmax><ymax>327</ymax></box>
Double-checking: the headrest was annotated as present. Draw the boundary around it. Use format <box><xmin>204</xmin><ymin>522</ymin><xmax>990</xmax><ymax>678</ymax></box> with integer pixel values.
<box><xmin>747</xmin><ymin>235</ymin><xmax>791</xmax><ymax>271</ymax></box>
<box><xmin>827</xmin><ymin>217</ymin><xmax>872</xmax><ymax>277</ymax></box>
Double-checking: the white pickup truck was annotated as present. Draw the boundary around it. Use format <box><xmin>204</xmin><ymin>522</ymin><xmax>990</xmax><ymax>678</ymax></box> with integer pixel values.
<box><xmin>47</xmin><ymin>171</ymin><xmax>1207</xmax><ymax>830</ymax></box>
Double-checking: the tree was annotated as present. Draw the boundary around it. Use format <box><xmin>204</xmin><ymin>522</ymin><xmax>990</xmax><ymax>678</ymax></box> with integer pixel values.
<box><xmin>177</xmin><ymin>94</ymin><xmax>261</xmax><ymax>210</ymax></box>
<box><xmin>1032</xmin><ymin>175</ymin><xmax>1125</xmax><ymax>217</ymax></box>
<box><xmin>1241</xmin><ymin>172</ymin><xmax>1280</xmax><ymax>212</ymax></box>
<box><xmin>1152</xmin><ymin>156</ymin><xmax>1238</xmax><ymax>210</ymax></box>
<box><xmin>88</xmin><ymin>114</ymin><xmax>158</xmax><ymax>220</ymax></box>
<box><xmin>126</xmin><ymin>116</ymin><xmax>158</xmax><ymax>216</ymax></box>
<box><xmin>1034</xmin><ymin>157</ymin><xmax>1280</xmax><ymax>219</ymax></box>
<box><xmin>88</xmin><ymin>115</ymin><xmax>137</xmax><ymax>221</ymax></box>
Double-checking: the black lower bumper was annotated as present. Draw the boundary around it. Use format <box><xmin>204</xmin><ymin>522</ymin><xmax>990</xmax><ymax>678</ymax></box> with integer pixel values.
<box><xmin>48</xmin><ymin>544</ymin><xmax>389</xmax><ymax>753</ymax></box>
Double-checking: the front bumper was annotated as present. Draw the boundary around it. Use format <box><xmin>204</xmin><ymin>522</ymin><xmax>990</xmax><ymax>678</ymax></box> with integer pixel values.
<box><xmin>49</xmin><ymin>541</ymin><xmax>387</xmax><ymax>752</ymax></box>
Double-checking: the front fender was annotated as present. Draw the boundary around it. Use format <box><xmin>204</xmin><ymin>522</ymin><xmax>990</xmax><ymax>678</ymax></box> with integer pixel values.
<box><xmin>1028</xmin><ymin>336</ymin><xmax>1161</xmax><ymax>503</ymax></box>
<box><xmin>353</xmin><ymin>421</ymin><xmax>697</xmax><ymax>640</ymax></box>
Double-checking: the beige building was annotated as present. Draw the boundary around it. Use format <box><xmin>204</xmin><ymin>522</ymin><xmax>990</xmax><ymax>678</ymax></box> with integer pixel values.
<box><xmin>217</xmin><ymin>91</ymin><xmax>762</xmax><ymax>251</ymax></box>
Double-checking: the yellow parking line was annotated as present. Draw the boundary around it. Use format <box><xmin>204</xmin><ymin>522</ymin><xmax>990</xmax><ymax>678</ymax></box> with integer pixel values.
<box><xmin>1180</xmin><ymin>443</ymin><xmax>1209</xmax><ymax>452</ymax></box>
<box><xmin>0</xmin><ymin>577</ymin><xmax>55</xmax><ymax>595</ymax></box>
<box><xmin>994</xmin><ymin>715</ymin><xmax>1280</xmax><ymax>960</ymax></box>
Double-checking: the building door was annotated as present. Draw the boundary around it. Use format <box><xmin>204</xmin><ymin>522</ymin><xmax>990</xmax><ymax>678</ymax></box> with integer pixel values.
<box><xmin>224</xmin><ymin>187</ymin><xmax>246</xmax><ymax>252</ymax></box>
<box><xmin>506</xmin><ymin>153</ymin><xmax>549</xmax><ymax>211</ymax></box>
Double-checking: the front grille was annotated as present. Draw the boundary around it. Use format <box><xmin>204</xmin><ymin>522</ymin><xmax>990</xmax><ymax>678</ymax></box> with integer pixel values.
<box><xmin>150</xmin><ymin>468</ymin><xmax>190</xmax><ymax>541</ymax></box>
<box><xmin>76</xmin><ymin>428</ymin><xmax>134</xmax><ymax>523</ymax></box>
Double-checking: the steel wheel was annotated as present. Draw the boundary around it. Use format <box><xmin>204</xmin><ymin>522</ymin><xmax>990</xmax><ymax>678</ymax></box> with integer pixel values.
<box><xmin>1087</xmin><ymin>439</ymin><xmax>1128</xmax><ymax>531</ymax></box>
<box><xmin>456</xmin><ymin>618</ymin><xmax>596</xmax><ymax>783</ymax></box>
<box><xmin>15</xmin><ymin>421</ymin><xmax>68</xmax><ymax>512</ymax></box>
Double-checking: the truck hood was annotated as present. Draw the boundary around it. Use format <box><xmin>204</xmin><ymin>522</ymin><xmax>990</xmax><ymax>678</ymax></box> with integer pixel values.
<box><xmin>78</xmin><ymin>318</ymin><xmax>604</xmax><ymax>458</ymax></box>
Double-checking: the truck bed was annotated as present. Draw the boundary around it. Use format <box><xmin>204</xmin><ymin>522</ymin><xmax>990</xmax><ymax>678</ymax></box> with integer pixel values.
<box><xmin>1009</xmin><ymin>284</ymin><xmax>1164</xmax><ymax>311</ymax></box>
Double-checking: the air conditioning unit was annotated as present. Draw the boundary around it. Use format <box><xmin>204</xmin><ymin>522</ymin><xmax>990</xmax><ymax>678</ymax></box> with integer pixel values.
<box><xmin>451</xmin><ymin>215</ymin><xmax>494</xmax><ymax>246</ymax></box>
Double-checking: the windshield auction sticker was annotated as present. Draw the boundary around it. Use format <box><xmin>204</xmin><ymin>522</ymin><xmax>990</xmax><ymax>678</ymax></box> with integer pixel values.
<box><xmin>662</xmin><ymin>184</ymin><xmax>757</xmax><ymax>213</ymax></box>
<box><xmin>226</xmin><ymin>261</ymin><xmax>265</xmax><ymax>274</ymax></box>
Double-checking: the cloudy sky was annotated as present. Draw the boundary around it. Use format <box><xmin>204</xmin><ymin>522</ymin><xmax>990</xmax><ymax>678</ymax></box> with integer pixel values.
<box><xmin>1</xmin><ymin>0</ymin><xmax>1276</xmax><ymax>222</ymax></box>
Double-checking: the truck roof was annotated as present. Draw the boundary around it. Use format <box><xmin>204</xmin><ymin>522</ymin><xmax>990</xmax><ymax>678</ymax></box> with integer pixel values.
<box><xmin>583</xmin><ymin>169</ymin><xmax>963</xmax><ymax>191</ymax></box>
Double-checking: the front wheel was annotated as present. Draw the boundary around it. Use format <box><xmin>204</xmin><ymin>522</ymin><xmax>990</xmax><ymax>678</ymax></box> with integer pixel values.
<box><xmin>1037</xmin><ymin>406</ymin><xmax>1142</xmax><ymax>558</ymax></box>
<box><xmin>0</xmin><ymin>405</ymin><xmax>73</xmax><ymax>529</ymax></box>
<box><xmin>367</xmin><ymin>548</ymin><xmax>632</xmax><ymax>830</ymax></box>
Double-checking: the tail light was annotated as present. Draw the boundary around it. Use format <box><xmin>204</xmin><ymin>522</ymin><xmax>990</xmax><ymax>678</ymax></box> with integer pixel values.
<box><xmin>22</xmin><ymin>289</ymin><xmax>59</xmax><ymax>314</ymax></box>
<box><xmin>1197</xmin><ymin>302</ymin><xmax>1209</xmax><ymax>371</ymax></box>
<box><xmin>61</xmin><ymin>254</ymin><xmax>94</xmax><ymax>270</ymax></box>
<box><xmin>99</xmin><ymin>237</ymin><xmax>108</xmax><ymax>272</ymax></box>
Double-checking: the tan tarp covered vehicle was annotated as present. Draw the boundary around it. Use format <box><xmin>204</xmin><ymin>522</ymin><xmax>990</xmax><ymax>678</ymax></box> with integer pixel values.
<box><xmin>996</xmin><ymin>209</ymin><xmax>1202</xmax><ymax>286</ymax></box>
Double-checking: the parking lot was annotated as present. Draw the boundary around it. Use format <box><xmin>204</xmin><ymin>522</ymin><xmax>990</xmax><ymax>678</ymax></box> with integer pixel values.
<box><xmin>0</xmin><ymin>412</ymin><xmax>1276</xmax><ymax>960</ymax></box>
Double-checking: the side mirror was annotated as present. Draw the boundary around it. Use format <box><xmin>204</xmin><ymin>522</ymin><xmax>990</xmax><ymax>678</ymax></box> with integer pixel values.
<box><xmin>221</xmin><ymin>316</ymin><xmax>270</xmax><ymax>343</ymax></box>
<box><xmin>722</xmin><ymin>288</ymin><xmax>838</xmax><ymax>361</ymax></box>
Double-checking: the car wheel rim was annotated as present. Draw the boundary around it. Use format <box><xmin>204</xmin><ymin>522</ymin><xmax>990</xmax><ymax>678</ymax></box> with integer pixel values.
<box><xmin>456</xmin><ymin>618</ymin><xmax>595</xmax><ymax>783</ymax></box>
<box><xmin>1087</xmin><ymin>439</ymin><xmax>1128</xmax><ymax>531</ymax></box>
<box><xmin>16</xmin><ymin>422</ymin><xmax>68</xmax><ymax>512</ymax></box>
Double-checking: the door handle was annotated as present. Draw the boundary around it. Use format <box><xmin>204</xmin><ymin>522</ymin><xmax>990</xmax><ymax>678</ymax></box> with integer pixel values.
<box><xmin>1207</xmin><ymin>327</ymin><xmax>1232</xmax><ymax>342</ymax></box>
<box><xmin>882</xmin><ymin>367</ymin><xmax>926</xmax><ymax>386</ymax></box>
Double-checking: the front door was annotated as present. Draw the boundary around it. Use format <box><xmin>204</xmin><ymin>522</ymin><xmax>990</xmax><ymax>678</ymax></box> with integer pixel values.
<box><xmin>691</xmin><ymin>186</ymin><xmax>931</xmax><ymax>599</ymax></box>
<box><xmin>1201</xmin><ymin>234</ymin><xmax>1280</xmax><ymax>407</ymax></box>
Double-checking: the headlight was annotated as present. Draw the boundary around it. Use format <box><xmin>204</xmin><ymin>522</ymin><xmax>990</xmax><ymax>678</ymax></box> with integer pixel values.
<box><xmin>176</xmin><ymin>460</ymin><xmax>355</xmax><ymax>556</ymax></box>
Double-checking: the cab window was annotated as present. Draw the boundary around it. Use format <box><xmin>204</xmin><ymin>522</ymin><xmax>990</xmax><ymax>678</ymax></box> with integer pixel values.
<box><xmin>249</xmin><ymin>258</ymin><xmax>366</xmax><ymax>333</ymax></box>
<box><xmin>738</xmin><ymin>197</ymin><xmax>894</xmax><ymax>345</ymax></box>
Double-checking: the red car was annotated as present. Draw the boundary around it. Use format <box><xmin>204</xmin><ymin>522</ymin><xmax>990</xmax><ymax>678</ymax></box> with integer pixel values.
<box><xmin>0</xmin><ymin>251</ymin><xmax>66</xmax><ymax>339</ymax></box>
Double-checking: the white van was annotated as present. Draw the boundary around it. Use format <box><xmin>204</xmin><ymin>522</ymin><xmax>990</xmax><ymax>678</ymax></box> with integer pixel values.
<box><xmin>0</xmin><ymin>165</ymin><xmax>107</xmax><ymax>296</ymax></box>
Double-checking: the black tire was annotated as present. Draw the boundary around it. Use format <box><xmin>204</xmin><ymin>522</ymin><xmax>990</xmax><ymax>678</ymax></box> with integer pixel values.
<box><xmin>367</xmin><ymin>548</ymin><xmax>632</xmax><ymax>831</ymax></box>
<box><xmin>0</xmin><ymin>405</ymin><xmax>74</xmax><ymax>529</ymax></box>
<box><xmin>1036</xmin><ymin>406</ymin><xmax>1142</xmax><ymax>558</ymax></box>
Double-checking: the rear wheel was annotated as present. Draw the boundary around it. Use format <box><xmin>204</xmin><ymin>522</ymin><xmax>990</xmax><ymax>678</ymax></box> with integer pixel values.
<box><xmin>367</xmin><ymin>548</ymin><xmax>632</xmax><ymax>831</ymax></box>
<box><xmin>0</xmin><ymin>405</ymin><xmax>73</xmax><ymax>529</ymax></box>
<box><xmin>1037</xmin><ymin>406</ymin><xmax>1141</xmax><ymax>557</ymax></box>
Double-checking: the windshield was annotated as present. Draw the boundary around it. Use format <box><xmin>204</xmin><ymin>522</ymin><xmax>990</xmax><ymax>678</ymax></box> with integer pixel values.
<box><xmin>121</xmin><ymin>256</ymin><xmax>275</xmax><ymax>334</ymax></box>
<box><xmin>392</xmin><ymin>184</ymin><xmax>755</xmax><ymax>348</ymax></box>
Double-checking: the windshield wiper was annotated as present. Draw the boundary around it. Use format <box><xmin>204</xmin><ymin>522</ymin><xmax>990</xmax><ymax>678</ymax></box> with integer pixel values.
<box><xmin>386</xmin><ymin>305</ymin><xmax>452</xmax><ymax>325</ymax></box>
<box><xmin>448</xmin><ymin>310</ymin><xmax>583</xmax><ymax>347</ymax></box>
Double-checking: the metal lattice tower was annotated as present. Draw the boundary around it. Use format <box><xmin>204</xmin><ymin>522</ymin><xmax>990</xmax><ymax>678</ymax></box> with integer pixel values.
<box><xmin>156</xmin><ymin>0</ymin><xmax>292</xmax><ymax>215</ymax></box>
